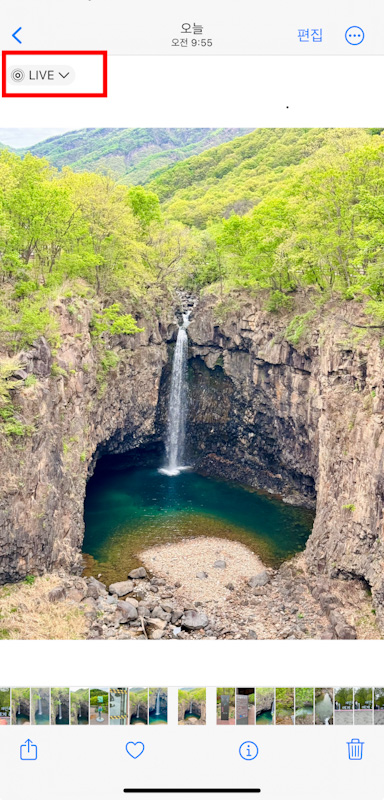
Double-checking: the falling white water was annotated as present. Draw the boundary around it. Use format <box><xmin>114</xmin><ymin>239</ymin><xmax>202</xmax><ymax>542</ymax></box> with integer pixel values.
<box><xmin>58</xmin><ymin>701</ymin><xmax>62</xmax><ymax>720</ymax></box>
<box><xmin>189</xmin><ymin>700</ymin><xmax>193</xmax><ymax>713</ymax></box>
<box><xmin>160</xmin><ymin>311</ymin><xmax>191</xmax><ymax>477</ymax></box>
<box><xmin>155</xmin><ymin>690</ymin><xmax>161</xmax><ymax>716</ymax></box>
<box><xmin>38</xmin><ymin>696</ymin><xmax>42</xmax><ymax>715</ymax></box>
<box><xmin>136</xmin><ymin>703</ymin><xmax>140</xmax><ymax>719</ymax></box>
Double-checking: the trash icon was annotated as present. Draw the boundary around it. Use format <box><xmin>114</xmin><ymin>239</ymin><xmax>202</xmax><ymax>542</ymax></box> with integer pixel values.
<box><xmin>347</xmin><ymin>738</ymin><xmax>364</xmax><ymax>760</ymax></box>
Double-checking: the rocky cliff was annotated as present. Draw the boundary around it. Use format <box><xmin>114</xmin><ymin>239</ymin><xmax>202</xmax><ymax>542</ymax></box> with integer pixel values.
<box><xmin>0</xmin><ymin>299</ymin><xmax>174</xmax><ymax>583</ymax></box>
<box><xmin>187</xmin><ymin>295</ymin><xmax>384</xmax><ymax>630</ymax></box>
<box><xmin>1</xmin><ymin>290</ymin><xmax>384</xmax><ymax>635</ymax></box>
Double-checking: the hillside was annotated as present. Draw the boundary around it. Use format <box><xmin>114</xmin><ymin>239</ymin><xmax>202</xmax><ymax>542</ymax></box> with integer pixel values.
<box><xmin>148</xmin><ymin>127</ymin><xmax>378</xmax><ymax>226</ymax></box>
<box><xmin>16</xmin><ymin>128</ymin><xmax>253</xmax><ymax>185</ymax></box>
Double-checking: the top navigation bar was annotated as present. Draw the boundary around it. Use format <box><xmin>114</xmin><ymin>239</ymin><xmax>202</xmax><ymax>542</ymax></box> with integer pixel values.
<box><xmin>1</xmin><ymin>0</ymin><xmax>384</xmax><ymax>55</ymax></box>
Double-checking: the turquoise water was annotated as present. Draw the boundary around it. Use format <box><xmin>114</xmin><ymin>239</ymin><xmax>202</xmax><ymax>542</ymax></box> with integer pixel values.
<box><xmin>15</xmin><ymin>714</ymin><xmax>29</xmax><ymax>725</ymax></box>
<box><xmin>184</xmin><ymin>713</ymin><xmax>200</xmax><ymax>720</ymax></box>
<box><xmin>256</xmin><ymin>711</ymin><xmax>273</xmax><ymax>725</ymax></box>
<box><xmin>83</xmin><ymin>462</ymin><xmax>313</xmax><ymax>585</ymax></box>
<box><xmin>35</xmin><ymin>713</ymin><xmax>49</xmax><ymax>725</ymax></box>
<box><xmin>55</xmin><ymin>715</ymin><xmax>69</xmax><ymax>725</ymax></box>
<box><xmin>149</xmin><ymin>711</ymin><xmax>167</xmax><ymax>725</ymax></box>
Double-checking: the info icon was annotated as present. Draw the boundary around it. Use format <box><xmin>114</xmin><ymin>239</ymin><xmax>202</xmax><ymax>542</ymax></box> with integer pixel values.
<box><xmin>239</xmin><ymin>741</ymin><xmax>259</xmax><ymax>761</ymax></box>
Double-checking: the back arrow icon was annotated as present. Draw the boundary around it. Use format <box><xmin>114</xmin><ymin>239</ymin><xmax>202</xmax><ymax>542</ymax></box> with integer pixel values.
<box><xmin>12</xmin><ymin>27</ymin><xmax>22</xmax><ymax>44</ymax></box>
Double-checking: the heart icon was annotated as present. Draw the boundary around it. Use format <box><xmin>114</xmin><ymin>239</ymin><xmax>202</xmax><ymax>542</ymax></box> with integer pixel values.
<box><xmin>126</xmin><ymin>741</ymin><xmax>145</xmax><ymax>759</ymax></box>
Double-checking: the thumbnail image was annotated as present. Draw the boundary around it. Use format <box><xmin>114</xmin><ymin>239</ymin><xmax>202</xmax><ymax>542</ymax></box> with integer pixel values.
<box><xmin>216</xmin><ymin>688</ymin><xmax>235</xmax><ymax>725</ymax></box>
<box><xmin>334</xmin><ymin>688</ymin><xmax>353</xmax><ymax>725</ymax></box>
<box><xmin>256</xmin><ymin>688</ymin><xmax>275</xmax><ymax>725</ymax></box>
<box><xmin>178</xmin><ymin>688</ymin><xmax>206</xmax><ymax>725</ymax></box>
<box><xmin>275</xmin><ymin>689</ymin><xmax>294</xmax><ymax>726</ymax></box>
<box><xmin>12</xmin><ymin>688</ymin><xmax>30</xmax><ymax>725</ymax></box>
<box><xmin>90</xmin><ymin>688</ymin><xmax>109</xmax><ymax>725</ymax></box>
<box><xmin>31</xmin><ymin>688</ymin><xmax>50</xmax><ymax>724</ymax></box>
<box><xmin>149</xmin><ymin>688</ymin><xmax>167</xmax><ymax>724</ymax></box>
<box><xmin>110</xmin><ymin>688</ymin><xmax>128</xmax><ymax>725</ymax></box>
<box><xmin>236</xmin><ymin>688</ymin><xmax>255</xmax><ymax>725</ymax></box>
<box><xmin>51</xmin><ymin>688</ymin><xmax>70</xmax><ymax>725</ymax></box>
<box><xmin>70</xmin><ymin>688</ymin><xmax>89</xmax><ymax>725</ymax></box>
<box><xmin>315</xmin><ymin>688</ymin><xmax>333</xmax><ymax>725</ymax></box>
<box><xmin>1</xmin><ymin>127</ymin><xmax>384</xmax><ymax>642</ymax></box>
<box><xmin>130</xmin><ymin>688</ymin><xmax>148</xmax><ymax>725</ymax></box>
<box><xmin>353</xmin><ymin>688</ymin><xmax>373</xmax><ymax>725</ymax></box>
<box><xmin>374</xmin><ymin>688</ymin><xmax>384</xmax><ymax>724</ymax></box>
<box><xmin>0</xmin><ymin>688</ymin><xmax>11</xmax><ymax>725</ymax></box>
<box><xmin>294</xmin><ymin>688</ymin><xmax>314</xmax><ymax>725</ymax></box>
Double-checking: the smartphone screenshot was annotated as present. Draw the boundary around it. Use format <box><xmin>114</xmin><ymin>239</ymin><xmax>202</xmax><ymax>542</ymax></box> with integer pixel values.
<box><xmin>0</xmin><ymin>1</ymin><xmax>383</xmax><ymax>797</ymax></box>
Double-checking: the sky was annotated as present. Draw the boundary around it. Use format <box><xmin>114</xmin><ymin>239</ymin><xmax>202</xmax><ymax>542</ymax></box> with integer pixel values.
<box><xmin>0</xmin><ymin>128</ymin><xmax>74</xmax><ymax>148</ymax></box>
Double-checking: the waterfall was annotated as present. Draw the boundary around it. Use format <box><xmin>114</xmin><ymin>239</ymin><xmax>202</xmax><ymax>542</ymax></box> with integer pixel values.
<box><xmin>38</xmin><ymin>696</ymin><xmax>42</xmax><ymax>715</ymax></box>
<box><xmin>155</xmin><ymin>690</ymin><xmax>161</xmax><ymax>716</ymax></box>
<box><xmin>136</xmin><ymin>704</ymin><xmax>140</xmax><ymax>719</ymax></box>
<box><xmin>271</xmin><ymin>700</ymin><xmax>274</xmax><ymax>716</ymax></box>
<box><xmin>160</xmin><ymin>311</ymin><xmax>190</xmax><ymax>477</ymax></box>
<box><xmin>58</xmin><ymin>701</ymin><xmax>62</xmax><ymax>720</ymax></box>
<box><xmin>189</xmin><ymin>700</ymin><xmax>193</xmax><ymax>713</ymax></box>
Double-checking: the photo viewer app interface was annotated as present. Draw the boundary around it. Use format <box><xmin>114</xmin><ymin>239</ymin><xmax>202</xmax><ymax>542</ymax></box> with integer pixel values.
<box><xmin>1</xmin><ymin>0</ymin><xmax>384</xmax><ymax>797</ymax></box>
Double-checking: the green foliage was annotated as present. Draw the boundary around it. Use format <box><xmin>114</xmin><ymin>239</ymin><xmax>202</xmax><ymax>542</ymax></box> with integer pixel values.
<box><xmin>3</xmin><ymin>127</ymin><xmax>384</xmax><ymax>377</ymax></box>
<box><xmin>99</xmin><ymin>350</ymin><xmax>119</xmax><ymax>373</ymax></box>
<box><xmin>285</xmin><ymin>312</ymin><xmax>315</xmax><ymax>345</ymax></box>
<box><xmin>21</xmin><ymin>128</ymin><xmax>252</xmax><ymax>185</ymax></box>
<box><xmin>24</xmin><ymin>374</ymin><xmax>37</xmax><ymax>387</ymax></box>
<box><xmin>335</xmin><ymin>687</ymin><xmax>353</xmax><ymax>707</ymax></box>
<box><xmin>51</xmin><ymin>363</ymin><xmax>68</xmax><ymax>378</ymax></box>
<box><xmin>24</xmin><ymin>575</ymin><xmax>35</xmax><ymax>586</ymax></box>
<box><xmin>91</xmin><ymin>303</ymin><xmax>144</xmax><ymax>337</ymax></box>
<box><xmin>342</xmin><ymin>503</ymin><xmax>356</xmax><ymax>511</ymax></box>
<box><xmin>0</xmin><ymin>356</ymin><xmax>34</xmax><ymax>437</ymax></box>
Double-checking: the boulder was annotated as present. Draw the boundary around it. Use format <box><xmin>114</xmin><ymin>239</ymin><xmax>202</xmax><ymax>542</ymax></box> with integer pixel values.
<box><xmin>150</xmin><ymin>629</ymin><xmax>164</xmax><ymax>640</ymax></box>
<box><xmin>128</xmin><ymin>567</ymin><xmax>147</xmax><ymax>580</ymax></box>
<box><xmin>171</xmin><ymin>608</ymin><xmax>183</xmax><ymax>624</ymax></box>
<box><xmin>116</xmin><ymin>600</ymin><xmax>138</xmax><ymax>622</ymax></box>
<box><xmin>86</xmin><ymin>584</ymin><xmax>102</xmax><ymax>600</ymax></box>
<box><xmin>48</xmin><ymin>585</ymin><xmax>67</xmax><ymax>603</ymax></box>
<box><xmin>137</xmin><ymin>604</ymin><xmax>151</xmax><ymax>618</ymax></box>
<box><xmin>248</xmin><ymin>571</ymin><xmax>270</xmax><ymax>588</ymax></box>
<box><xmin>145</xmin><ymin>618</ymin><xmax>167</xmax><ymax>633</ymax></box>
<box><xmin>151</xmin><ymin>605</ymin><xmax>169</xmax><ymax>621</ymax></box>
<box><xmin>87</xmin><ymin>577</ymin><xmax>107</xmax><ymax>595</ymax></box>
<box><xmin>108</xmin><ymin>580</ymin><xmax>134</xmax><ymax>597</ymax></box>
<box><xmin>335</xmin><ymin>622</ymin><xmax>357</xmax><ymax>640</ymax></box>
<box><xmin>181</xmin><ymin>610</ymin><xmax>209</xmax><ymax>630</ymax></box>
<box><xmin>196</xmin><ymin>571</ymin><xmax>208</xmax><ymax>580</ymax></box>
<box><xmin>161</xmin><ymin>601</ymin><xmax>174</xmax><ymax>613</ymax></box>
<box><xmin>213</xmin><ymin>560</ymin><xmax>226</xmax><ymax>569</ymax></box>
<box><xmin>66</xmin><ymin>588</ymin><xmax>86</xmax><ymax>603</ymax></box>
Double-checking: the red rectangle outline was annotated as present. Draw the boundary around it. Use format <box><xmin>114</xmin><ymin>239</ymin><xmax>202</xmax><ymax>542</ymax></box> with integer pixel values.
<box><xmin>2</xmin><ymin>51</ymin><xmax>108</xmax><ymax>98</ymax></box>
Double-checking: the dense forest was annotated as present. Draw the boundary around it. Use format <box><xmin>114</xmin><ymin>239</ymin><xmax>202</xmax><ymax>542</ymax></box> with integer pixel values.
<box><xmin>22</xmin><ymin>128</ymin><xmax>252</xmax><ymax>184</ymax></box>
<box><xmin>1</xmin><ymin>127</ymin><xmax>384</xmax><ymax>440</ymax></box>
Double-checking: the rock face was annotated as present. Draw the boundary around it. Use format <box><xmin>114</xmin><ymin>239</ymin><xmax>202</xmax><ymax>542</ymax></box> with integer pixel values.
<box><xmin>187</xmin><ymin>295</ymin><xmax>384</xmax><ymax>630</ymax></box>
<box><xmin>2</xmin><ymin>292</ymin><xmax>384</xmax><ymax>634</ymax></box>
<box><xmin>0</xmin><ymin>299</ymin><xmax>173</xmax><ymax>584</ymax></box>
